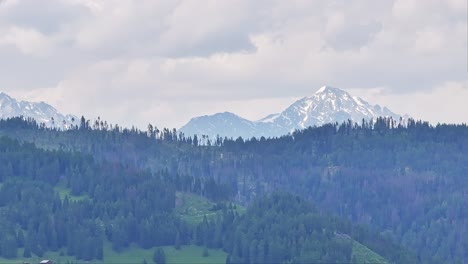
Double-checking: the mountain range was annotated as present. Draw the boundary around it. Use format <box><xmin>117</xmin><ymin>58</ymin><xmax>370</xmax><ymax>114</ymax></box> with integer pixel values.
<box><xmin>0</xmin><ymin>92</ymin><xmax>77</xmax><ymax>129</ymax></box>
<box><xmin>180</xmin><ymin>86</ymin><xmax>403</xmax><ymax>139</ymax></box>
<box><xmin>0</xmin><ymin>86</ymin><xmax>404</xmax><ymax>137</ymax></box>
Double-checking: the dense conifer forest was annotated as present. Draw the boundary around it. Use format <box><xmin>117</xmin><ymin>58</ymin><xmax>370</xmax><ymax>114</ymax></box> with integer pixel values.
<box><xmin>0</xmin><ymin>116</ymin><xmax>466</xmax><ymax>263</ymax></box>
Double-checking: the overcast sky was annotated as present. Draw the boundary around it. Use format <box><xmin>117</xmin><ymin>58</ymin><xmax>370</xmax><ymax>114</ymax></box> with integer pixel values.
<box><xmin>0</xmin><ymin>0</ymin><xmax>466</xmax><ymax>129</ymax></box>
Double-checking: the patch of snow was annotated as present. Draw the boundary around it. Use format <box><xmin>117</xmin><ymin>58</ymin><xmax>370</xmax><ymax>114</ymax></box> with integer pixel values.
<box><xmin>0</xmin><ymin>91</ymin><xmax>78</xmax><ymax>129</ymax></box>
<box><xmin>258</xmin><ymin>113</ymin><xmax>280</xmax><ymax>123</ymax></box>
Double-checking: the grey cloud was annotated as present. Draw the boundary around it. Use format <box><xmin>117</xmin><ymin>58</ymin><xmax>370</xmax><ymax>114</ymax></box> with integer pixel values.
<box><xmin>0</xmin><ymin>0</ymin><xmax>466</xmax><ymax>128</ymax></box>
<box><xmin>67</xmin><ymin>1</ymin><xmax>263</xmax><ymax>58</ymax></box>
<box><xmin>0</xmin><ymin>0</ymin><xmax>89</xmax><ymax>34</ymax></box>
<box><xmin>323</xmin><ymin>20</ymin><xmax>382</xmax><ymax>51</ymax></box>
<box><xmin>159</xmin><ymin>31</ymin><xmax>256</xmax><ymax>58</ymax></box>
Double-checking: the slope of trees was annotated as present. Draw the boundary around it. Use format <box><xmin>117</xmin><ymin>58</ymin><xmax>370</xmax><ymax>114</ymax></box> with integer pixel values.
<box><xmin>0</xmin><ymin>136</ymin><xmax>216</xmax><ymax>260</ymax></box>
<box><xmin>192</xmin><ymin>192</ymin><xmax>424</xmax><ymax>263</ymax></box>
<box><xmin>0</xmin><ymin>116</ymin><xmax>466</xmax><ymax>263</ymax></box>
<box><xmin>224</xmin><ymin>192</ymin><xmax>355</xmax><ymax>263</ymax></box>
<box><xmin>0</xmin><ymin>135</ymin><xmax>423</xmax><ymax>263</ymax></box>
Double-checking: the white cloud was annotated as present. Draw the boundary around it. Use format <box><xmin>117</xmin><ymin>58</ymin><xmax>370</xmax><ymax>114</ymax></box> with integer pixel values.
<box><xmin>413</xmin><ymin>30</ymin><xmax>444</xmax><ymax>54</ymax></box>
<box><xmin>349</xmin><ymin>81</ymin><xmax>468</xmax><ymax>124</ymax></box>
<box><xmin>0</xmin><ymin>26</ymin><xmax>53</xmax><ymax>56</ymax></box>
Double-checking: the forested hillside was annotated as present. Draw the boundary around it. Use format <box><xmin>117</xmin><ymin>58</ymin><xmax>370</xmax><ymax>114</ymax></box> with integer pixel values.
<box><xmin>0</xmin><ymin>136</ymin><xmax>182</xmax><ymax>260</ymax></box>
<box><xmin>0</xmin><ymin>134</ymin><xmax>416</xmax><ymax>263</ymax></box>
<box><xmin>218</xmin><ymin>192</ymin><xmax>420</xmax><ymax>264</ymax></box>
<box><xmin>0</xmin><ymin>116</ymin><xmax>466</xmax><ymax>263</ymax></box>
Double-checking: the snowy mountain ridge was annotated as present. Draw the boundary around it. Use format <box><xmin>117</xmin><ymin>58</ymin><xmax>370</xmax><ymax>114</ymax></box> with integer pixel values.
<box><xmin>0</xmin><ymin>92</ymin><xmax>77</xmax><ymax>129</ymax></box>
<box><xmin>180</xmin><ymin>86</ymin><xmax>403</xmax><ymax>139</ymax></box>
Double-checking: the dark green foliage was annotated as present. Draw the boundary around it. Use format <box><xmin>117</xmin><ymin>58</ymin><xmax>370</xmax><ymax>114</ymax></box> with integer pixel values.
<box><xmin>191</xmin><ymin>192</ymin><xmax>421</xmax><ymax>263</ymax></box>
<box><xmin>253</xmin><ymin>193</ymin><xmax>343</xmax><ymax>263</ymax></box>
<box><xmin>0</xmin><ymin>116</ymin><xmax>464</xmax><ymax>263</ymax></box>
<box><xmin>1</xmin><ymin>235</ymin><xmax>18</xmax><ymax>259</ymax></box>
<box><xmin>202</xmin><ymin>247</ymin><xmax>209</xmax><ymax>257</ymax></box>
<box><xmin>16</xmin><ymin>229</ymin><xmax>25</xmax><ymax>248</ymax></box>
<box><xmin>153</xmin><ymin>247</ymin><xmax>166</xmax><ymax>264</ymax></box>
<box><xmin>174</xmin><ymin>232</ymin><xmax>181</xmax><ymax>250</ymax></box>
<box><xmin>22</xmin><ymin>244</ymin><xmax>31</xmax><ymax>258</ymax></box>
<box><xmin>210</xmin><ymin>193</ymin><xmax>356</xmax><ymax>263</ymax></box>
<box><xmin>0</xmin><ymin>136</ymin><xmax>187</xmax><ymax>260</ymax></box>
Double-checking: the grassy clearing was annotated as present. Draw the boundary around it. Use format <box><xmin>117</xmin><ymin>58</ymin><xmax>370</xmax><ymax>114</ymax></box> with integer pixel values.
<box><xmin>0</xmin><ymin>245</ymin><xmax>227</xmax><ymax>264</ymax></box>
<box><xmin>175</xmin><ymin>192</ymin><xmax>245</xmax><ymax>225</ymax></box>
<box><xmin>175</xmin><ymin>192</ymin><xmax>218</xmax><ymax>225</ymax></box>
<box><xmin>104</xmin><ymin>244</ymin><xmax>227</xmax><ymax>264</ymax></box>
<box><xmin>0</xmin><ymin>248</ymin><xmax>76</xmax><ymax>264</ymax></box>
<box><xmin>54</xmin><ymin>185</ymin><xmax>90</xmax><ymax>202</ymax></box>
<box><xmin>164</xmin><ymin>246</ymin><xmax>226</xmax><ymax>264</ymax></box>
<box><xmin>351</xmin><ymin>240</ymin><xmax>389</xmax><ymax>264</ymax></box>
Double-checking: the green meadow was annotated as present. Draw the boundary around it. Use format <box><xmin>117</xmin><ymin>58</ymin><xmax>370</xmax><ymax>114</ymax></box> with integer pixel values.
<box><xmin>0</xmin><ymin>244</ymin><xmax>227</xmax><ymax>264</ymax></box>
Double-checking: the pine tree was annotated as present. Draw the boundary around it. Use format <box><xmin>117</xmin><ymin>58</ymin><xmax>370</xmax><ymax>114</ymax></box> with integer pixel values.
<box><xmin>153</xmin><ymin>247</ymin><xmax>166</xmax><ymax>264</ymax></box>
<box><xmin>202</xmin><ymin>247</ymin><xmax>210</xmax><ymax>257</ymax></box>
<box><xmin>16</xmin><ymin>230</ymin><xmax>25</xmax><ymax>247</ymax></box>
<box><xmin>23</xmin><ymin>245</ymin><xmax>32</xmax><ymax>258</ymax></box>
<box><xmin>174</xmin><ymin>232</ymin><xmax>181</xmax><ymax>250</ymax></box>
<box><xmin>1</xmin><ymin>236</ymin><xmax>18</xmax><ymax>258</ymax></box>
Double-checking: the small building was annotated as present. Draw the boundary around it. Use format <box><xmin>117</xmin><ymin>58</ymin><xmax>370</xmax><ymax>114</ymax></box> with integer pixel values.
<box><xmin>39</xmin><ymin>260</ymin><xmax>52</xmax><ymax>264</ymax></box>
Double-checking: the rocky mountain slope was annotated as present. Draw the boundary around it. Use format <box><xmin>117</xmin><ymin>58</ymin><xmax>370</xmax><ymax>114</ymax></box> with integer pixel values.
<box><xmin>0</xmin><ymin>92</ymin><xmax>77</xmax><ymax>129</ymax></box>
<box><xmin>180</xmin><ymin>86</ymin><xmax>402</xmax><ymax>138</ymax></box>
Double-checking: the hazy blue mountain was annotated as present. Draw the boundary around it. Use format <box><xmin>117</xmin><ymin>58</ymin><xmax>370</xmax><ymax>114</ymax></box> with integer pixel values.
<box><xmin>180</xmin><ymin>86</ymin><xmax>403</xmax><ymax>138</ymax></box>
<box><xmin>179</xmin><ymin>112</ymin><xmax>262</xmax><ymax>139</ymax></box>
<box><xmin>0</xmin><ymin>91</ymin><xmax>77</xmax><ymax>129</ymax></box>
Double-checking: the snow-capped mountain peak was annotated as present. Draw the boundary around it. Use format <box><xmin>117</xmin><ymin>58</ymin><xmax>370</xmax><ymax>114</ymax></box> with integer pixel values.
<box><xmin>180</xmin><ymin>86</ymin><xmax>404</xmax><ymax>139</ymax></box>
<box><xmin>315</xmin><ymin>85</ymin><xmax>346</xmax><ymax>96</ymax></box>
<box><xmin>266</xmin><ymin>86</ymin><xmax>392</xmax><ymax>131</ymax></box>
<box><xmin>0</xmin><ymin>91</ymin><xmax>77</xmax><ymax>129</ymax></box>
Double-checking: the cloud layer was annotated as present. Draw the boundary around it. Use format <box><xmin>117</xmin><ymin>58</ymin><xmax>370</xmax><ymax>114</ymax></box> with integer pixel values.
<box><xmin>0</xmin><ymin>0</ymin><xmax>466</xmax><ymax>128</ymax></box>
